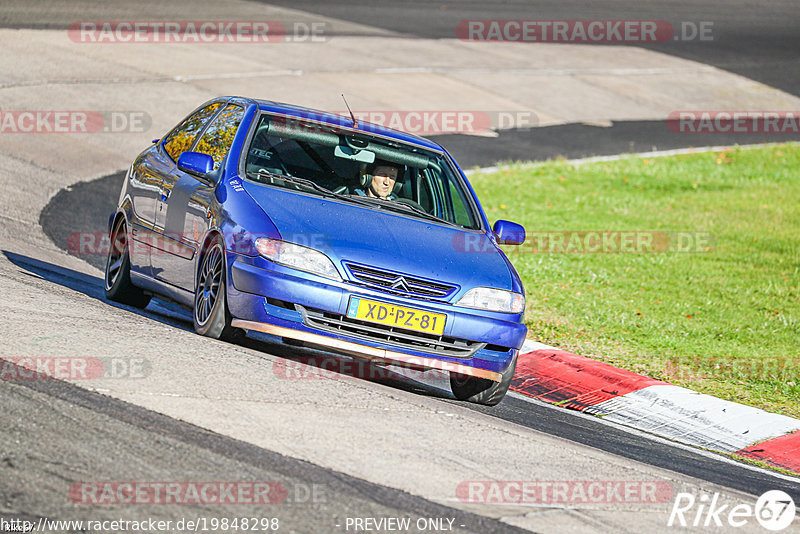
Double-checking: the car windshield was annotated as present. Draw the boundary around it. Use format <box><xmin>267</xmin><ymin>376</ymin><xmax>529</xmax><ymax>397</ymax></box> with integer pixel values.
<box><xmin>243</xmin><ymin>113</ymin><xmax>480</xmax><ymax>229</ymax></box>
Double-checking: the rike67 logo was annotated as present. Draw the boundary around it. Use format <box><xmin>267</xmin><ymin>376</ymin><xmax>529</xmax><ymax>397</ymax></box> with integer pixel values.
<box><xmin>669</xmin><ymin>490</ymin><xmax>796</xmax><ymax>531</ymax></box>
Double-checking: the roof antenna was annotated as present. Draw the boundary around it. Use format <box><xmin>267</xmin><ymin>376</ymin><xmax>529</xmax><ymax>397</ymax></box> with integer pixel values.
<box><xmin>341</xmin><ymin>94</ymin><xmax>358</xmax><ymax>128</ymax></box>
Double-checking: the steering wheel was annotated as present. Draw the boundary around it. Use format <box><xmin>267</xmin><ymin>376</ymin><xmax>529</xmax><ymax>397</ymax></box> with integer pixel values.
<box><xmin>394</xmin><ymin>197</ymin><xmax>426</xmax><ymax>212</ymax></box>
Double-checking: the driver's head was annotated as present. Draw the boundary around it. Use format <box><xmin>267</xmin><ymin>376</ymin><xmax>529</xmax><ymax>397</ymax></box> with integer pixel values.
<box><xmin>366</xmin><ymin>161</ymin><xmax>403</xmax><ymax>199</ymax></box>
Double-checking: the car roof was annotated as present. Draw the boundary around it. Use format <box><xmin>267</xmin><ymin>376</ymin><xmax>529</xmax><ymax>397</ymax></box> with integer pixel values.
<box><xmin>231</xmin><ymin>97</ymin><xmax>445</xmax><ymax>152</ymax></box>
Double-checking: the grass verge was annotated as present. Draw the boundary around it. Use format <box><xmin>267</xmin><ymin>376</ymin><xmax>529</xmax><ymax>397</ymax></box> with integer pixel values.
<box><xmin>470</xmin><ymin>143</ymin><xmax>800</xmax><ymax>418</ymax></box>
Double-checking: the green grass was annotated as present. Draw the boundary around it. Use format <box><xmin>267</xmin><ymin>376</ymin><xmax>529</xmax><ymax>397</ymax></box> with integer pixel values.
<box><xmin>470</xmin><ymin>144</ymin><xmax>800</xmax><ymax>418</ymax></box>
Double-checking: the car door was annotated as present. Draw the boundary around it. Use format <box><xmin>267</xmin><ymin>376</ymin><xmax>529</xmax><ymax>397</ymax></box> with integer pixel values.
<box><xmin>147</xmin><ymin>101</ymin><xmax>225</xmax><ymax>284</ymax></box>
<box><xmin>152</xmin><ymin>102</ymin><xmax>245</xmax><ymax>292</ymax></box>
<box><xmin>126</xmin><ymin>145</ymin><xmax>173</xmax><ymax>277</ymax></box>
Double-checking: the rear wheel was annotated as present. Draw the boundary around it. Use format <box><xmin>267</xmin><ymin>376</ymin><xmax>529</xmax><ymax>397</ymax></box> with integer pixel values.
<box><xmin>450</xmin><ymin>351</ymin><xmax>517</xmax><ymax>406</ymax></box>
<box><xmin>193</xmin><ymin>236</ymin><xmax>242</xmax><ymax>341</ymax></box>
<box><xmin>104</xmin><ymin>217</ymin><xmax>151</xmax><ymax>309</ymax></box>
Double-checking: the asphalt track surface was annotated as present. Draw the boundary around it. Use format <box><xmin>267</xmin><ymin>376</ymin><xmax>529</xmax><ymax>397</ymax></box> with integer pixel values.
<box><xmin>262</xmin><ymin>0</ymin><xmax>800</xmax><ymax>97</ymax></box>
<box><xmin>0</xmin><ymin>332</ymin><xmax>528</xmax><ymax>534</ymax></box>
<box><xmin>430</xmin><ymin>121</ymin><xmax>800</xmax><ymax>169</ymax></box>
<box><xmin>8</xmin><ymin>0</ymin><xmax>796</xmax><ymax>96</ymax></box>
<box><xmin>3</xmin><ymin>1</ymin><xmax>800</xmax><ymax>167</ymax></box>
<box><xmin>6</xmin><ymin>247</ymin><xmax>800</xmax><ymax>519</ymax></box>
<box><xmin>7</xmin><ymin>1</ymin><xmax>800</xmax><ymax>531</ymax></box>
<box><xmin>39</xmin><ymin>173</ymin><xmax>800</xmax><ymax>503</ymax></box>
<box><xmin>261</xmin><ymin>0</ymin><xmax>800</xmax><ymax>167</ymax></box>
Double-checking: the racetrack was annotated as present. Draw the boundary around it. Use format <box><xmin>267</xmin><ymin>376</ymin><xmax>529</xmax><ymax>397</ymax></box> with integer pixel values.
<box><xmin>2</xmin><ymin>1</ymin><xmax>799</xmax><ymax>532</ymax></box>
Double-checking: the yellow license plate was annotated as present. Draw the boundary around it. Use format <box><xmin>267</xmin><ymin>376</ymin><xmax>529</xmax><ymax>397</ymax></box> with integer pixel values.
<box><xmin>346</xmin><ymin>297</ymin><xmax>446</xmax><ymax>335</ymax></box>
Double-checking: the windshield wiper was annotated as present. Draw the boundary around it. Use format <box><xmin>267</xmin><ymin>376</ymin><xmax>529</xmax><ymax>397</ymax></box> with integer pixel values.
<box><xmin>249</xmin><ymin>170</ymin><xmax>332</xmax><ymax>195</ymax></box>
<box><xmin>353</xmin><ymin>196</ymin><xmax>458</xmax><ymax>226</ymax></box>
<box><xmin>390</xmin><ymin>203</ymin><xmax>459</xmax><ymax>226</ymax></box>
<box><xmin>248</xmin><ymin>170</ymin><xmax>374</xmax><ymax>207</ymax></box>
<box><xmin>247</xmin><ymin>171</ymin><xmax>454</xmax><ymax>224</ymax></box>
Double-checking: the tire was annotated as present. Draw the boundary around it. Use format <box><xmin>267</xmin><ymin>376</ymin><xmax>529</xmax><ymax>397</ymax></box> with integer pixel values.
<box><xmin>282</xmin><ymin>337</ymin><xmax>306</xmax><ymax>348</ymax></box>
<box><xmin>193</xmin><ymin>235</ymin><xmax>242</xmax><ymax>341</ymax></box>
<box><xmin>104</xmin><ymin>217</ymin><xmax>151</xmax><ymax>309</ymax></box>
<box><xmin>450</xmin><ymin>351</ymin><xmax>518</xmax><ymax>406</ymax></box>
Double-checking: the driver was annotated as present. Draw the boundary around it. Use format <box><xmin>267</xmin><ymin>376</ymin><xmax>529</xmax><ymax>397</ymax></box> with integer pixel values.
<box><xmin>355</xmin><ymin>160</ymin><xmax>404</xmax><ymax>200</ymax></box>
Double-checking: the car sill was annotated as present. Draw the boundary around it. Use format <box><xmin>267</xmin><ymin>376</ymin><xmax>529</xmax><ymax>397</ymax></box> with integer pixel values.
<box><xmin>231</xmin><ymin>319</ymin><xmax>503</xmax><ymax>382</ymax></box>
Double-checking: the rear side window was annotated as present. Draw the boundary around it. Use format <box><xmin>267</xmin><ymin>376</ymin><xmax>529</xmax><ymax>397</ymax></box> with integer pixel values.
<box><xmin>163</xmin><ymin>102</ymin><xmax>223</xmax><ymax>162</ymax></box>
<box><xmin>194</xmin><ymin>104</ymin><xmax>245</xmax><ymax>170</ymax></box>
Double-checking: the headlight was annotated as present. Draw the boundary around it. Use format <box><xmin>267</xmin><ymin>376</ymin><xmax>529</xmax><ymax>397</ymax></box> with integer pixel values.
<box><xmin>456</xmin><ymin>287</ymin><xmax>525</xmax><ymax>313</ymax></box>
<box><xmin>255</xmin><ymin>237</ymin><xmax>341</xmax><ymax>281</ymax></box>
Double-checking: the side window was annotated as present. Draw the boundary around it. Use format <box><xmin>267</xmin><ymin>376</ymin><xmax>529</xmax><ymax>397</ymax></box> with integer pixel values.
<box><xmin>194</xmin><ymin>104</ymin><xmax>245</xmax><ymax>171</ymax></box>
<box><xmin>422</xmin><ymin>169</ymin><xmax>445</xmax><ymax>218</ymax></box>
<box><xmin>449</xmin><ymin>180</ymin><xmax>472</xmax><ymax>226</ymax></box>
<box><xmin>163</xmin><ymin>102</ymin><xmax>223</xmax><ymax>162</ymax></box>
<box><xmin>417</xmin><ymin>171</ymin><xmax>434</xmax><ymax>212</ymax></box>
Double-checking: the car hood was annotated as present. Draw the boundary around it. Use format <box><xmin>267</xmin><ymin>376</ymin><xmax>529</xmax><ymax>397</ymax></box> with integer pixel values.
<box><xmin>242</xmin><ymin>182</ymin><xmax>513</xmax><ymax>292</ymax></box>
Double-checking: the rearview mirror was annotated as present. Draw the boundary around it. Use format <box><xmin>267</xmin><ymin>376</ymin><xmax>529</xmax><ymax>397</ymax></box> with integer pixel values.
<box><xmin>334</xmin><ymin>145</ymin><xmax>376</xmax><ymax>163</ymax></box>
<box><xmin>493</xmin><ymin>220</ymin><xmax>526</xmax><ymax>245</ymax></box>
<box><xmin>177</xmin><ymin>151</ymin><xmax>214</xmax><ymax>179</ymax></box>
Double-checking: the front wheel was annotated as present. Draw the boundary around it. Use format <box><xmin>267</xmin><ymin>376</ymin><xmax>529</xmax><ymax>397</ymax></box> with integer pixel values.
<box><xmin>104</xmin><ymin>217</ymin><xmax>151</xmax><ymax>309</ymax></box>
<box><xmin>193</xmin><ymin>236</ymin><xmax>242</xmax><ymax>341</ymax></box>
<box><xmin>450</xmin><ymin>351</ymin><xmax>518</xmax><ymax>406</ymax></box>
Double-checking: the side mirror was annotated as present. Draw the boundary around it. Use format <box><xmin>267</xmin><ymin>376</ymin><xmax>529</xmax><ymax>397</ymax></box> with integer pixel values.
<box><xmin>177</xmin><ymin>151</ymin><xmax>214</xmax><ymax>179</ymax></box>
<box><xmin>493</xmin><ymin>220</ymin><xmax>526</xmax><ymax>245</ymax></box>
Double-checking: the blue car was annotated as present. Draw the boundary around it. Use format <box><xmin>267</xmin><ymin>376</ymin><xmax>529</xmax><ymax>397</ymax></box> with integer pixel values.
<box><xmin>105</xmin><ymin>96</ymin><xmax>527</xmax><ymax>405</ymax></box>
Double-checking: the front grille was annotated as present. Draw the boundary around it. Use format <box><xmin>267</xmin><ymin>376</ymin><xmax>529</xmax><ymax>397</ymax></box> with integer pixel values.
<box><xmin>344</xmin><ymin>262</ymin><xmax>458</xmax><ymax>300</ymax></box>
<box><xmin>298</xmin><ymin>305</ymin><xmax>484</xmax><ymax>359</ymax></box>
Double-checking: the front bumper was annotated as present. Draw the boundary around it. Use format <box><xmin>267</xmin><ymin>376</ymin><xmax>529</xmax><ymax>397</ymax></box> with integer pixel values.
<box><xmin>227</xmin><ymin>253</ymin><xmax>527</xmax><ymax>382</ymax></box>
<box><xmin>231</xmin><ymin>319</ymin><xmax>504</xmax><ymax>381</ymax></box>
